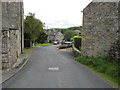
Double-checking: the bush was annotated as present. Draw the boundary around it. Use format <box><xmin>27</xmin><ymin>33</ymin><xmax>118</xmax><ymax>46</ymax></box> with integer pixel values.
<box><xmin>109</xmin><ymin>40</ymin><xmax>120</xmax><ymax>61</ymax></box>
<box><xmin>64</xmin><ymin>30</ymin><xmax>76</xmax><ymax>41</ymax></box>
<box><xmin>24</xmin><ymin>39</ymin><xmax>31</xmax><ymax>47</ymax></box>
<box><xmin>74</xmin><ymin>36</ymin><xmax>82</xmax><ymax>50</ymax></box>
<box><xmin>61</xmin><ymin>41</ymin><xmax>65</xmax><ymax>45</ymax></box>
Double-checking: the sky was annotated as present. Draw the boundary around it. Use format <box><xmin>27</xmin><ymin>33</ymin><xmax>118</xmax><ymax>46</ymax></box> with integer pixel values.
<box><xmin>24</xmin><ymin>0</ymin><xmax>93</xmax><ymax>29</ymax></box>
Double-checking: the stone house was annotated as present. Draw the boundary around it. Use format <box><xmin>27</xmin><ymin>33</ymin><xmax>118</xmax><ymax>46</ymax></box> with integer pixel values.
<box><xmin>47</xmin><ymin>30</ymin><xmax>64</xmax><ymax>43</ymax></box>
<box><xmin>47</xmin><ymin>30</ymin><xmax>57</xmax><ymax>43</ymax></box>
<box><xmin>55</xmin><ymin>32</ymin><xmax>64</xmax><ymax>43</ymax></box>
<box><xmin>81</xmin><ymin>0</ymin><xmax>120</xmax><ymax>60</ymax></box>
<box><xmin>1</xmin><ymin>1</ymin><xmax>24</xmax><ymax>69</ymax></box>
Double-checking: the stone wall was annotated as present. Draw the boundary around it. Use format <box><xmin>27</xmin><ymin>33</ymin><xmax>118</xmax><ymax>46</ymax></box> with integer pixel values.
<box><xmin>0</xmin><ymin>1</ymin><xmax>2</xmax><ymax>70</ymax></box>
<box><xmin>81</xmin><ymin>1</ymin><xmax>119</xmax><ymax>60</ymax></box>
<box><xmin>2</xmin><ymin>2</ymin><xmax>24</xmax><ymax>68</ymax></box>
<box><xmin>72</xmin><ymin>44</ymin><xmax>81</xmax><ymax>57</ymax></box>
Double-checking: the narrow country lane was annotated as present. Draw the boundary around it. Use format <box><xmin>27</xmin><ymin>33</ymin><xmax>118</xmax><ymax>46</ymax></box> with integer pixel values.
<box><xmin>3</xmin><ymin>45</ymin><xmax>112</xmax><ymax>88</ymax></box>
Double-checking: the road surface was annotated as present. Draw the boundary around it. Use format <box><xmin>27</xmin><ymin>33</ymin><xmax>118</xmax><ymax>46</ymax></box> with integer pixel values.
<box><xmin>3</xmin><ymin>45</ymin><xmax>112</xmax><ymax>88</ymax></box>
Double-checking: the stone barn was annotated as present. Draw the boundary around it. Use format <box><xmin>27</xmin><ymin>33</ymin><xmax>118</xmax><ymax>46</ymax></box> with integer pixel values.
<box><xmin>1</xmin><ymin>1</ymin><xmax>24</xmax><ymax>69</ymax></box>
<box><xmin>81</xmin><ymin>0</ymin><xmax>120</xmax><ymax>60</ymax></box>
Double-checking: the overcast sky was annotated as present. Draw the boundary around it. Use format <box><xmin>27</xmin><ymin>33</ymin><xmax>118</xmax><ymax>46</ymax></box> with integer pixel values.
<box><xmin>24</xmin><ymin>0</ymin><xmax>93</xmax><ymax>29</ymax></box>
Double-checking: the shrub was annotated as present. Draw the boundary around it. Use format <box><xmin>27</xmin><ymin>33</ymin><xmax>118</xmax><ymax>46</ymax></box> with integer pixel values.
<box><xmin>74</xmin><ymin>36</ymin><xmax>82</xmax><ymax>50</ymax></box>
<box><xmin>61</xmin><ymin>41</ymin><xmax>65</xmax><ymax>45</ymax></box>
<box><xmin>109</xmin><ymin>40</ymin><xmax>120</xmax><ymax>61</ymax></box>
<box><xmin>64</xmin><ymin>30</ymin><xmax>76</xmax><ymax>41</ymax></box>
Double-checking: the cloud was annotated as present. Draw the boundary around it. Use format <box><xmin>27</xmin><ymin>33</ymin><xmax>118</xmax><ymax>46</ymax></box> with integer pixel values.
<box><xmin>46</xmin><ymin>20</ymin><xmax>78</xmax><ymax>28</ymax></box>
<box><xmin>24</xmin><ymin>0</ymin><xmax>92</xmax><ymax>28</ymax></box>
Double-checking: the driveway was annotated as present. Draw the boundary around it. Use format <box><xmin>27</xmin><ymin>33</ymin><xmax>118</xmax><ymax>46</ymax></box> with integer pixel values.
<box><xmin>3</xmin><ymin>45</ymin><xmax>112</xmax><ymax>88</ymax></box>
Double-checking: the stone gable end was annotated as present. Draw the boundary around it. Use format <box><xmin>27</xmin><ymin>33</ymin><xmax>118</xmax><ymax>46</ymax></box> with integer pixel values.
<box><xmin>81</xmin><ymin>1</ymin><xmax>119</xmax><ymax>60</ymax></box>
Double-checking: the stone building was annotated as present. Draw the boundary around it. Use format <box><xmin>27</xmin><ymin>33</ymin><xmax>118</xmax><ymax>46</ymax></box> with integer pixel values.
<box><xmin>81</xmin><ymin>0</ymin><xmax>120</xmax><ymax>60</ymax></box>
<box><xmin>0</xmin><ymin>1</ymin><xmax>2</xmax><ymax>70</ymax></box>
<box><xmin>47</xmin><ymin>30</ymin><xmax>64</xmax><ymax>43</ymax></box>
<box><xmin>55</xmin><ymin>32</ymin><xmax>64</xmax><ymax>43</ymax></box>
<box><xmin>47</xmin><ymin>30</ymin><xmax>57</xmax><ymax>43</ymax></box>
<box><xmin>1</xmin><ymin>1</ymin><xmax>24</xmax><ymax>69</ymax></box>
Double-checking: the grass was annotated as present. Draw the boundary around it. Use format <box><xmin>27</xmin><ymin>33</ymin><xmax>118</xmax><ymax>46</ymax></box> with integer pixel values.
<box><xmin>36</xmin><ymin>43</ymin><xmax>53</xmax><ymax>47</ymax></box>
<box><xmin>21</xmin><ymin>43</ymin><xmax>53</xmax><ymax>54</ymax></box>
<box><xmin>75</xmin><ymin>55</ymin><xmax>120</xmax><ymax>88</ymax></box>
<box><xmin>21</xmin><ymin>47</ymin><xmax>36</xmax><ymax>54</ymax></box>
<box><xmin>86</xmin><ymin>65</ymin><xmax>119</xmax><ymax>88</ymax></box>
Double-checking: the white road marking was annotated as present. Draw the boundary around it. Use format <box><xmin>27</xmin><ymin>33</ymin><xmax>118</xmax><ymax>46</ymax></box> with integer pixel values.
<box><xmin>48</xmin><ymin>67</ymin><xmax>59</xmax><ymax>71</ymax></box>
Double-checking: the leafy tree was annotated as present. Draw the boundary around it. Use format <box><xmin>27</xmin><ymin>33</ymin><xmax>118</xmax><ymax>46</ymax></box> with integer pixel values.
<box><xmin>24</xmin><ymin>12</ymin><xmax>43</xmax><ymax>44</ymax></box>
<box><xmin>68</xmin><ymin>26</ymin><xmax>82</xmax><ymax>30</ymax></box>
<box><xmin>36</xmin><ymin>32</ymin><xmax>48</xmax><ymax>43</ymax></box>
<box><xmin>64</xmin><ymin>30</ymin><xmax>77</xmax><ymax>41</ymax></box>
<box><xmin>51</xmin><ymin>26</ymin><xmax>82</xmax><ymax>34</ymax></box>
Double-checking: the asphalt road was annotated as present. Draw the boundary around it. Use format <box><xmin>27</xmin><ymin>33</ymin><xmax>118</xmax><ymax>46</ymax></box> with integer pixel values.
<box><xmin>3</xmin><ymin>45</ymin><xmax>112</xmax><ymax>88</ymax></box>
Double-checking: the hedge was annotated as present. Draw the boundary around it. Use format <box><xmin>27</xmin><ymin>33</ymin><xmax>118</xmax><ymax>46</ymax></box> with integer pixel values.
<box><xmin>74</xmin><ymin>36</ymin><xmax>82</xmax><ymax>50</ymax></box>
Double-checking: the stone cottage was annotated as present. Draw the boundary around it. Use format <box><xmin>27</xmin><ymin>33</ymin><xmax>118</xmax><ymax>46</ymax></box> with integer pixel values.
<box><xmin>47</xmin><ymin>30</ymin><xmax>57</xmax><ymax>43</ymax></box>
<box><xmin>47</xmin><ymin>30</ymin><xmax>64</xmax><ymax>43</ymax></box>
<box><xmin>55</xmin><ymin>32</ymin><xmax>64</xmax><ymax>43</ymax></box>
<box><xmin>81</xmin><ymin>0</ymin><xmax>120</xmax><ymax>60</ymax></box>
<box><xmin>1</xmin><ymin>1</ymin><xmax>24</xmax><ymax>69</ymax></box>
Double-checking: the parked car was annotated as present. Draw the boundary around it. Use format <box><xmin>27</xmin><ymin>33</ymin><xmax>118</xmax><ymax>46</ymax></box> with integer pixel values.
<box><xmin>58</xmin><ymin>41</ymin><xmax>72</xmax><ymax>49</ymax></box>
<box><xmin>53</xmin><ymin>41</ymin><xmax>59</xmax><ymax>45</ymax></box>
<box><xmin>63</xmin><ymin>41</ymin><xmax>72</xmax><ymax>46</ymax></box>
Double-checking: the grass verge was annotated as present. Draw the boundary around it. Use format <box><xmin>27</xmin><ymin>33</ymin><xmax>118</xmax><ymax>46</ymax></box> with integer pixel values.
<box><xmin>21</xmin><ymin>47</ymin><xmax>36</xmax><ymax>54</ymax></box>
<box><xmin>36</xmin><ymin>43</ymin><xmax>53</xmax><ymax>47</ymax></box>
<box><xmin>21</xmin><ymin>43</ymin><xmax>53</xmax><ymax>54</ymax></box>
<box><xmin>75</xmin><ymin>55</ymin><xmax>119</xmax><ymax>88</ymax></box>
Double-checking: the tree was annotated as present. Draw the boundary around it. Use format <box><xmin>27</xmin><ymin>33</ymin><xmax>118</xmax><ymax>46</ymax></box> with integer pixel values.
<box><xmin>64</xmin><ymin>30</ymin><xmax>77</xmax><ymax>41</ymax></box>
<box><xmin>24</xmin><ymin>12</ymin><xmax>43</xmax><ymax>44</ymax></box>
<box><xmin>68</xmin><ymin>26</ymin><xmax>82</xmax><ymax>30</ymax></box>
<box><xmin>36</xmin><ymin>32</ymin><xmax>48</xmax><ymax>43</ymax></box>
<box><xmin>53</xmin><ymin>26</ymin><xmax>82</xmax><ymax>34</ymax></box>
